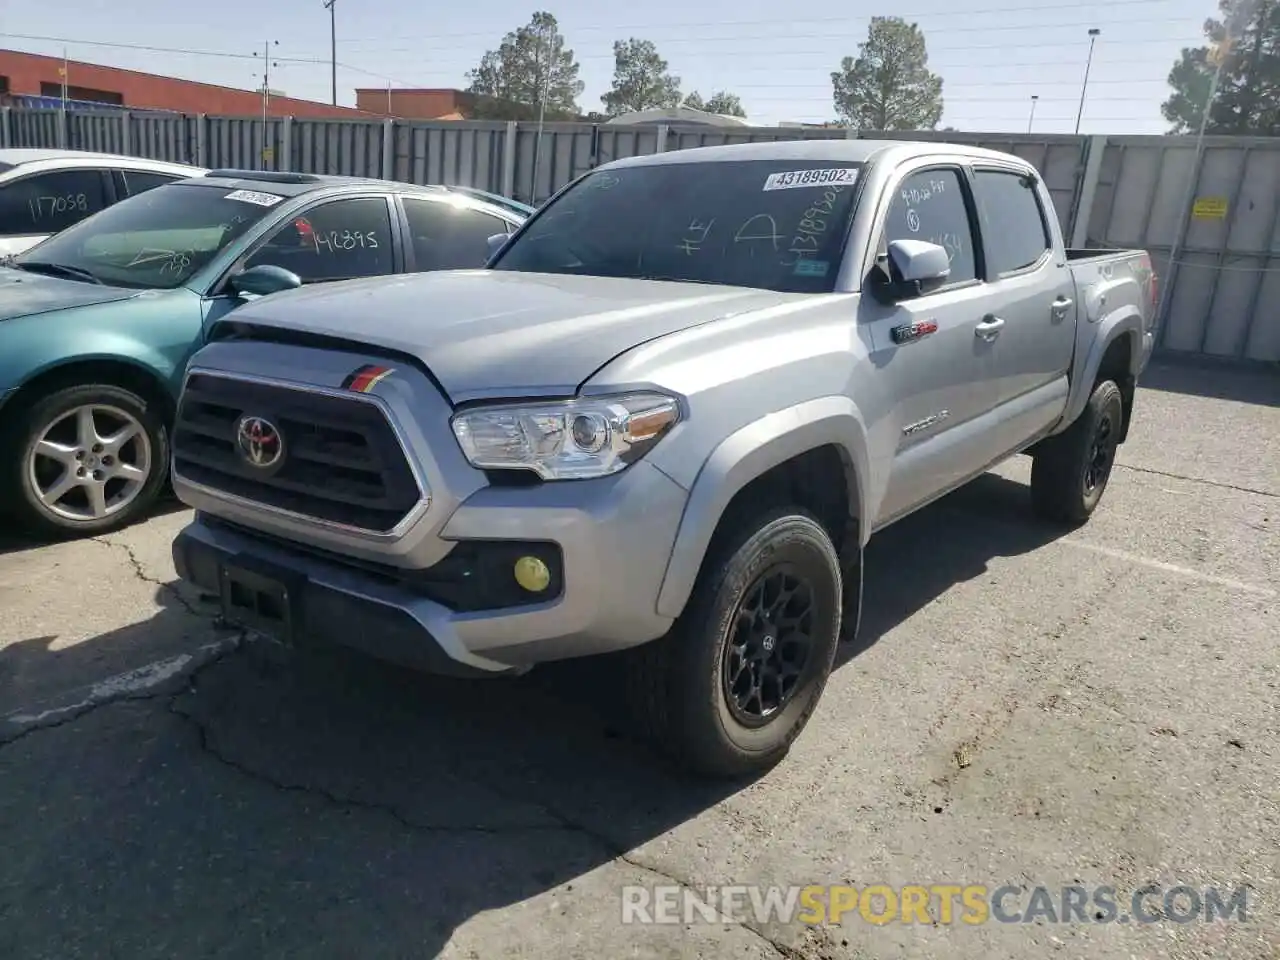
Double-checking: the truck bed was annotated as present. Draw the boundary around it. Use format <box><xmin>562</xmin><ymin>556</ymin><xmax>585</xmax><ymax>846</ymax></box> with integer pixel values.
<box><xmin>1065</xmin><ymin>247</ymin><xmax>1139</xmax><ymax>263</ymax></box>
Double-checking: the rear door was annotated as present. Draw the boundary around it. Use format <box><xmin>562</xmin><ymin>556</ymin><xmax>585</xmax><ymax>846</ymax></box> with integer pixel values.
<box><xmin>969</xmin><ymin>165</ymin><xmax>1076</xmax><ymax>446</ymax></box>
<box><xmin>859</xmin><ymin>161</ymin><xmax>1003</xmax><ymax>526</ymax></box>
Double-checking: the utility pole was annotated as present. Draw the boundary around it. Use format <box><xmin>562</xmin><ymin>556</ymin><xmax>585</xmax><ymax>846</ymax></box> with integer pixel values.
<box><xmin>1158</xmin><ymin>0</ymin><xmax>1260</xmax><ymax>339</ymax></box>
<box><xmin>59</xmin><ymin>47</ymin><xmax>69</xmax><ymax>148</ymax></box>
<box><xmin>1074</xmin><ymin>28</ymin><xmax>1101</xmax><ymax>135</ymax></box>
<box><xmin>531</xmin><ymin>23</ymin><xmax>551</xmax><ymax>202</ymax></box>
<box><xmin>323</xmin><ymin>0</ymin><xmax>337</xmax><ymax>106</ymax></box>
<box><xmin>1027</xmin><ymin>94</ymin><xmax>1038</xmax><ymax>134</ymax></box>
<box><xmin>253</xmin><ymin>41</ymin><xmax>280</xmax><ymax>169</ymax></box>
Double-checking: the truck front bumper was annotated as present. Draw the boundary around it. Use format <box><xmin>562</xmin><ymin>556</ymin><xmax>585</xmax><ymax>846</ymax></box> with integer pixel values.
<box><xmin>172</xmin><ymin>459</ymin><xmax>690</xmax><ymax>677</ymax></box>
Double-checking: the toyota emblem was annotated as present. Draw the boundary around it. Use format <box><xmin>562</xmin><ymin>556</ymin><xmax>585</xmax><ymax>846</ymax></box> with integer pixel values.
<box><xmin>235</xmin><ymin>415</ymin><xmax>285</xmax><ymax>469</ymax></box>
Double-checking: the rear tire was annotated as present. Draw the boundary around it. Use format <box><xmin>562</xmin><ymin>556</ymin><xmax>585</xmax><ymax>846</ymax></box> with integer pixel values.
<box><xmin>1030</xmin><ymin>379</ymin><xmax>1123</xmax><ymax>526</ymax></box>
<box><xmin>627</xmin><ymin>508</ymin><xmax>842</xmax><ymax>778</ymax></box>
<box><xmin>1</xmin><ymin>382</ymin><xmax>170</xmax><ymax>539</ymax></box>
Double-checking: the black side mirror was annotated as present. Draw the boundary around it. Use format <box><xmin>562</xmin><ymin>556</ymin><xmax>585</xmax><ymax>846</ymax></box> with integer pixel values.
<box><xmin>229</xmin><ymin>263</ymin><xmax>303</xmax><ymax>299</ymax></box>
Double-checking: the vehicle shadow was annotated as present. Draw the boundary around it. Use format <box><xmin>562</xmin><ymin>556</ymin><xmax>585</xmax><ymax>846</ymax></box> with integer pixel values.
<box><xmin>1143</xmin><ymin>354</ymin><xmax>1280</xmax><ymax>407</ymax></box>
<box><xmin>0</xmin><ymin>495</ymin><xmax>189</xmax><ymax>557</ymax></box>
<box><xmin>0</xmin><ymin>469</ymin><xmax>1073</xmax><ymax>959</ymax></box>
<box><xmin>0</xmin><ymin>591</ymin><xmax>221</xmax><ymax>717</ymax></box>
<box><xmin>840</xmin><ymin>470</ymin><xmax>1068</xmax><ymax>664</ymax></box>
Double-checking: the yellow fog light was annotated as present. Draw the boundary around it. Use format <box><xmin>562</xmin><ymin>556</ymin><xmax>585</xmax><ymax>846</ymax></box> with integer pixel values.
<box><xmin>513</xmin><ymin>555</ymin><xmax>551</xmax><ymax>593</ymax></box>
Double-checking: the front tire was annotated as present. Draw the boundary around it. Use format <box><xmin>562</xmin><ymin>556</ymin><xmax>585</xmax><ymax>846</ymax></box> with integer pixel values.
<box><xmin>1030</xmin><ymin>378</ymin><xmax>1124</xmax><ymax>526</ymax></box>
<box><xmin>627</xmin><ymin>508</ymin><xmax>842</xmax><ymax>778</ymax></box>
<box><xmin>1</xmin><ymin>382</ymin><xmax>170</xmax><ymax>539</ymax></box>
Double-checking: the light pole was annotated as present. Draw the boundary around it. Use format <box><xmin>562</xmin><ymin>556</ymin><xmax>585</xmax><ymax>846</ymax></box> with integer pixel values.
<box><xmin>1027</xmin><ymin>94</ymin><xmax>1039</xmax><ymax>133</ymax></box>
<box><xmin>1074</xmin><ymin>28</ymin><xmax>1101</xmax><ymax>135</ymax></box>
<box><xmin>323</xmin><ymin>0</ymin><xmax>337</xmax><ymax>106</ymax></box>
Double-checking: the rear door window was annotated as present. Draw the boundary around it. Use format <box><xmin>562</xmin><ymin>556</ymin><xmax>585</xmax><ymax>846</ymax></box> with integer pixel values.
<box><xmin>402</xmin><ymin>197</ymin><xmax>514</xmax><ymax>271</ymax></box>
<box><xmin>0</xmin><ymin>169</ymin><xmax>110</xmax><ymax>236</ymax></box>
<box><xmin>972</xmin><ymin>169</ymin><xmax>1051</xmax><ymax>276</ymax></box>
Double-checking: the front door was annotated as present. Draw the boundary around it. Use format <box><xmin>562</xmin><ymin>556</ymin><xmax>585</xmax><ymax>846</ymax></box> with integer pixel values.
<box><xmin>200</xmin><ymin>194</ymin><xmax>402</xmax><ymax>337</ymax></box>
<box><xmin>859</xmin><ymin>163</ymin><xmax>1002</xmax><ymax>527</ymax></box>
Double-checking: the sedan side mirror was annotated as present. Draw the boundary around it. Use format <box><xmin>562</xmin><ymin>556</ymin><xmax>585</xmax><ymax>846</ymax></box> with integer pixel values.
<box><xmin>486</xmin><ymin>233</ymin><xmax>509</xmax><ymax>261</ymax></box>
<box><xmin>229</xmin><ymin>263</ymin><xmax>303</xmax><ymax>299</ymax></box>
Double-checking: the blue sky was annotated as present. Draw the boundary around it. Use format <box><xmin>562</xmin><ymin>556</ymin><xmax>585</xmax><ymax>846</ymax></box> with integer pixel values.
<box><xmin>0</xmin><ymin>0</ymin><xmax>1214</xmax><ymax>133</ymax></box>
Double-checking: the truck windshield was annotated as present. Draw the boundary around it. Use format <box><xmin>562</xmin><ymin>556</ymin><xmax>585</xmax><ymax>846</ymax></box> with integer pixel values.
<box><xmin>12</xmin><ymin>181</ymin><xmax>278</xmax><ymax>289</ymax></box>
<box><xmin>492</xmin><ymin>159</ymin><xmax>864</xmax><ymax>293</ymax></box>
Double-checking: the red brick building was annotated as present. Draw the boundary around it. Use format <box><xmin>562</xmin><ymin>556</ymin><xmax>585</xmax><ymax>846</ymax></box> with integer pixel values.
<box><xmin>354</xmin><ymin>87</ymin><xmax>476</xmax><ymax>120</ymax></box>
<box><xmin>0</xmin><ymin>49</ymin><xmax>371</xmax><ymax>118</ymax></box>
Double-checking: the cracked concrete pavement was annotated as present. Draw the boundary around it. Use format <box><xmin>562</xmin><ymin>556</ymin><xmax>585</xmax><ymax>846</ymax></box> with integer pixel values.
<box><xmin>0</xmin><ymin>358</ymin><xmax>1276</xmax><ymax>959</ymax></box>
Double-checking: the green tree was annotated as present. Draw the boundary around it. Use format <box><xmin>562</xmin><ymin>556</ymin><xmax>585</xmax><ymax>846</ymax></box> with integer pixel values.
<box><xmin>683</xmin><ymin>90</ymin><xmax>747</xmax><ymax>117</ymax></box>
<box><xmin>466</xmin><ymin>11</ymin><xmax>584</xmax><ymax>121</ymax></box>
<box><xmin>830</xmin><ymin>17</ymin><xmax>944</xmax><ymax>130</ymax></box>
<box><xmin>602</xmin><ymin>38</ymin><xmax>682</xmax><ymax>115</ymax></box>
<box><xmin>1161</xmin><ymin>0</ymin><xmax>1280</xmax><ymax>135</ymax></box>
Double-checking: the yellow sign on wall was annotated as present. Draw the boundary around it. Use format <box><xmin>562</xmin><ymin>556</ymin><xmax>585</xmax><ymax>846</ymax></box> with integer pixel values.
<box><xmin>1192</xmin><ymin>196</ymin><xmax>1229</xmax><ymax>219</ymax></box>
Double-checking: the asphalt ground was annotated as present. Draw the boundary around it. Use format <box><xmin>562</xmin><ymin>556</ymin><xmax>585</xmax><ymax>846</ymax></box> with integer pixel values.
<box><xmin>1</xmin><ymin>357</ymin><xmax>1276</xmax><ymax>960</ymax></box>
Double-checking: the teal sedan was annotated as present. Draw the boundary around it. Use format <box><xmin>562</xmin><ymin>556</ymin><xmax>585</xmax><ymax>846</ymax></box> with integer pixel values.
<box><xmin>0</xmin><ymin>169</ymin><xmax>527</xmax><ymax>538</ymax></box>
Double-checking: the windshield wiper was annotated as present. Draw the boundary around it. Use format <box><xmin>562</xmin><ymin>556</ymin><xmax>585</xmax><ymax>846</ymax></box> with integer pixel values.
<box><xmin>15</xmin><ymin>261</ymin><xmax>103</xmax><ymax>285</ymax></box>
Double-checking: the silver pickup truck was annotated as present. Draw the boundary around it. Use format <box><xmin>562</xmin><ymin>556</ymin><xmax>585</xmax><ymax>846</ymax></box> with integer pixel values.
<box><xmin>169</xmin><ymin>140</ymin><xmax>1156</xmax><ymax>778</ymax></box>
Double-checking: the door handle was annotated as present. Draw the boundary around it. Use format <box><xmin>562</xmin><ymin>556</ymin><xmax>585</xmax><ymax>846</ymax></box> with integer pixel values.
<box><xmin>975</xmin><ymin>315</ymin><xmax>1005</xmax><ymax>341</ymax></box>
<box><xmin>1052</xmin><ymin>297</ymin><xmax>1073</xmax><ymax>317</ymax></box>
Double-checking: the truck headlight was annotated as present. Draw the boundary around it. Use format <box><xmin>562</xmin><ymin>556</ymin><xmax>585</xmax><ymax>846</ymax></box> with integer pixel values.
<box><xmin>451</xmin><ymin>392</ymin><xmax>681</xmax><ymax>480</ymax></box>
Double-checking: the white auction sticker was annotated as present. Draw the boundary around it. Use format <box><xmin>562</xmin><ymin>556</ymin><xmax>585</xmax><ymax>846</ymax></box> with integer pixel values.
<box><xmin>224</xmin><ymin>189</ymin><xmax>285</xmax><ymax>207</ymax></box>
<box><xmin>763</xmin><ymin>168</ymin><xmax>858</xmax><ymax>191</ymax></box>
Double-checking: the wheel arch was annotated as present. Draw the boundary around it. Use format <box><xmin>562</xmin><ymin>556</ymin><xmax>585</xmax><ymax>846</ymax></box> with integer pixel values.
<box><xmin>0</xmin><ymin>356</ymin><xmax>177</xmax><ymax>430</ymax></box>
<box><xmin>1060</xmin><ymin>313</ymin><xmax>1142</xmax><ymax>441</ymax></box>
<box><xmin>655</xmin><ymin>396</ymin><xmax>870</xmax><ymax>621</ymax></box>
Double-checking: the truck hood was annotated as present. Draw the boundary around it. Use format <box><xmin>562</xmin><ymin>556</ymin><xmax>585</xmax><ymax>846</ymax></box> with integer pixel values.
<box><xmin>0</xmin><ymin>266</ymin><xmax>142</xmax><ymax>322</ymax></box>
<box><xmin>222</xmin><ymin>270</ymin><xmax>807</xmax><ymax>403</ymax></box>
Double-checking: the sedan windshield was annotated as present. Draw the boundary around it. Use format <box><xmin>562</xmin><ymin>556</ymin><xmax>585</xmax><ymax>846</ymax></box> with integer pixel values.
<box><xmin>13</xmin><ymin>182</ymin><xmax>281</xmax><ymax>289</ymax></box>
<box><xmin>492</xmin><ymin>159</ymin><xmax>864</xmax><ymax>293</ymax></box>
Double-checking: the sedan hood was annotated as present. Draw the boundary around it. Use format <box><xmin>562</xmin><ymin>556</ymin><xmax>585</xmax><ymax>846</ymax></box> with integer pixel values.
<box><xmin>0</xmin><ymin>266</ymin><xmax>142</xmax><ymax>321</ymax></box>
<box><xmin>222</xmin><ymin>270</ymin><xmax>807</xmax><ymax>403</ymax></box>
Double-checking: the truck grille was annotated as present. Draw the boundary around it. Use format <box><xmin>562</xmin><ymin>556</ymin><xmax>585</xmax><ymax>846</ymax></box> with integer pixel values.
<box><xmin>173</xmin><ymin>373</ymin><xmax>424</xmax><ymax>533</ymax></box>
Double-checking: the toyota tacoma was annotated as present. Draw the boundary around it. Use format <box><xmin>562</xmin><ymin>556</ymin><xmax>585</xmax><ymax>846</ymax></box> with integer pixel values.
<box><xmin>169</xmin><ymin>140</ymin><xmax>1156</xmax><ymax>777</ymax></box>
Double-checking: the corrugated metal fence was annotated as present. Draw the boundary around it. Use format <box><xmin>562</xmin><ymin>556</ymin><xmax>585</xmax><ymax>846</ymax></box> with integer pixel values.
<box><xmin>1</xmin><ymin>106</ymin><xmax>1278</xmax><ymax>364</ymax></box>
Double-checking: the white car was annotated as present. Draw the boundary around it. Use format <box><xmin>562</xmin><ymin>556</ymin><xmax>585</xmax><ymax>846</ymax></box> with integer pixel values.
<box><xmin>0</xmin><ymin>149</ymin><xmax>206</xmax><ymax>257</ymax></box>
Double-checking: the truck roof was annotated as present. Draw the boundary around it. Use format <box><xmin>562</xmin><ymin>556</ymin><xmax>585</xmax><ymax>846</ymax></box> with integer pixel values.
<box><xmin>603</xmin><ymin>138</ymin><xmax>1033</xmax><ymax>171</ymax></box>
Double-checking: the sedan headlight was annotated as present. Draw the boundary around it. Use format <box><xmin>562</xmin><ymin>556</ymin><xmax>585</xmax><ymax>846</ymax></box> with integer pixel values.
<box><xmin>451</xmin><ymin>392</ymin><xmax>681</xmax><ymax>480</ymax></box>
